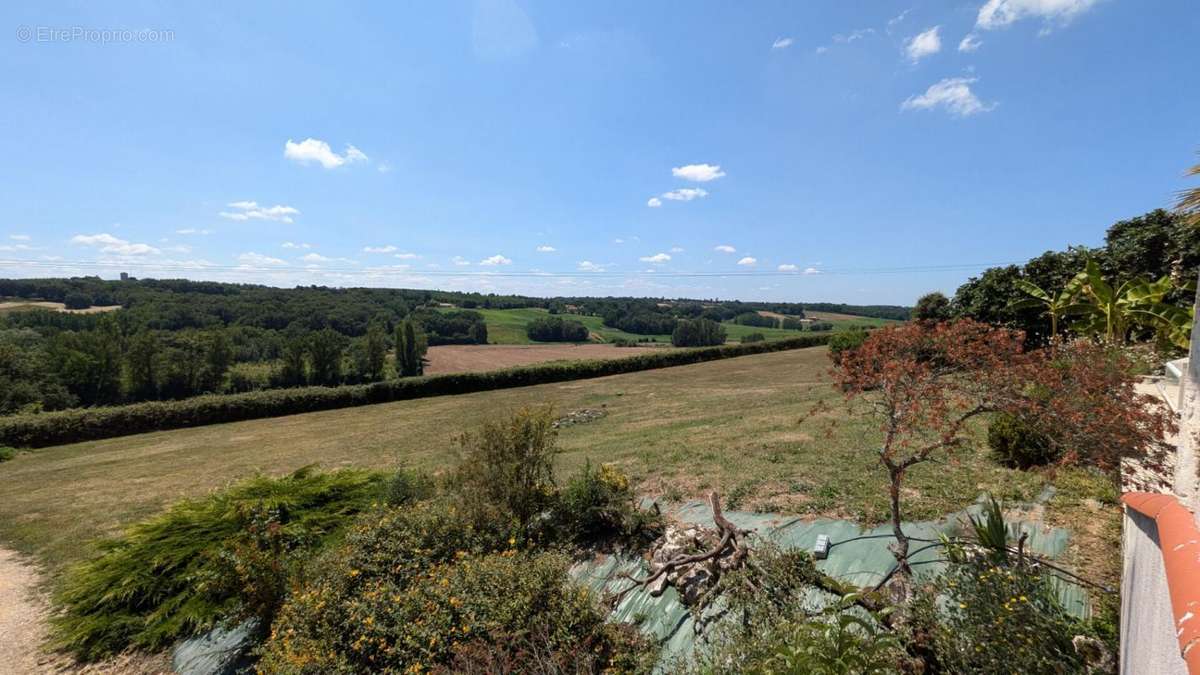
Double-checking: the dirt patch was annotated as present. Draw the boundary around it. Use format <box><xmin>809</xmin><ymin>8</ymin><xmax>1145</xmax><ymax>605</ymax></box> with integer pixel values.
<box><xmin>0</xmin><ymin>301</ymin><xmax>122</xmax><ymax>315</ymax></box>
<box><xmin>423</xmin><ymin>344</ymin><xmax>665</xmax><ymax>375</ymax></box>
<box><xmin>0</xmin><ymin>548</ymin><xmax>171</xmax><ymax>674</ymax></box>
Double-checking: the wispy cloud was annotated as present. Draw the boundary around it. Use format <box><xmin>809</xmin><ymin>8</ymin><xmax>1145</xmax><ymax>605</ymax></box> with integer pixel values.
<box><xmin>220</xmin><ymin>201</ymin><xmax>300</xmax><ymax>224</ymax></box>
<box><xmin>778</xmin><ymin>263</ymin><xmax>799</xmax><ymax>272</ymax></box>
<box><xmin>71</xmin><ymin>233</ymin><xmax>160</xmax><ymax>256</ymax></box>
<box><xmin>905</xmin><ymin>26</ymin><xmax>942</xmax><ymax>62</ymax></box>
<box><xmin>283</xmin><ymin>138</ymin><xmax>368</xmax><ymax>169</ymax></box>
<box><xmin>363</xmin><ymin>245</ymin><xmax>397</xmax><ymax>253</ymax></box>
<box><xmin>902</xmin><ymin>77</ymin><xmax>995</xmax><ymax>117</ymax></box>
<box><xmin>958</xmin><ymin>33</ymin><xmax>983</xmax><ymax>52</ymax></box>
<box><xmin>577</xmin><ymin>260</ymin><xmax>605</xmax><ymax>272</ymax></box>
<box><xmin>976</xmin><ymin>0</ymin><xmax>1100</xmax><ymax>31</ymax></box>
<box><xmin>452</xmin><ymin>256</ymin><xmax>471</xmax><ymax>266</ymax></box>
<box><xmin>887</xmin><ymin>8</ymin><xmax>913</xmax><ymax>33</ymax></box>
<box><xmin>282</xmin><ymin>242</ymin><xmax>312</xmax><ymax>249</ymax></box>
<box><xmin>646</xmin><ymin>197</ymin><xmax>663</xmax><ymax>208</ymax></box>
<box><xmin>640</xmin><ymin>253</ymin><xmax>671</xmax><ymax>264</ymax></box>
<box><xmin>175</xmin><ymin>228</ymin><xmax>211</xmax><ymax>235</ymax></box>
<box><xmin>479</xmin><ymin>254</ymin><xmax>512</xmax><ymax>266</ymax></box>
<box><xmin>670</xmin><ymin>246</ymin><xmax>685</xmax><ymax>253</ymax></box>
<box><xmin>536</xmin><ymin>245</ymin><xmax>556</xmax><ymax>252</ymax></box>
<box><xmin>834</xmin><ymin>28</ymin><xmax>875</xmax><ymax>44</ymax></box>
<box><xmin>804</xmin><ymin>267</ymin><xmax>822</xmax><ymax>275</ymax></box>
<box><xmin>771</xmin><ymin>36</ymin><xmax>794</xmax><ymax>50</ymax></box>
<box><xmin>9</xmin><ymin>234</ymin><xmax>31</xmax><ymax>241</ymax></box>
<box><xmin>394</xmin><ymin>252</ymin><xmax>419</xmax><ymax>260</ymax></box>
<box><xmin>237</xmin><ymin>252</ymin><xmax>288</xmax><ymax>266</ymax></box>
<box><xmin>737</xmin><ymin>256</ymin><xmax>757</xmax><ymax>266</ymax></box>
<box><xmin>661</xmin><ymin>188</ymin><xmax>708</xmax><ymax>202</ymax></box>
<box><xmin>714</xmin><ymin>244</ymin><xmax>736</xmax><ymax>253</ymax></box>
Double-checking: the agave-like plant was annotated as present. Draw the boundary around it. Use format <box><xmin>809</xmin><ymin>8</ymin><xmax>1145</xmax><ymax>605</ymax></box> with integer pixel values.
<box><xmin>1008</xmin><ymin>273</ymin><xmax>1088</xmax><ymax>337</ymax></box>
<box><xmin>1177</xmin><ymin>153</ymin><xmax>1200</xmax><ymax>225</ymax></box>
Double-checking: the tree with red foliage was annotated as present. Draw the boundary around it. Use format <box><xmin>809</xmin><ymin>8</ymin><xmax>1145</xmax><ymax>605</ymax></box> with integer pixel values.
<box><xmin>832</xmin><ymin>319</ymin><xmax>1175</xmax><ymax>579</ymax></box>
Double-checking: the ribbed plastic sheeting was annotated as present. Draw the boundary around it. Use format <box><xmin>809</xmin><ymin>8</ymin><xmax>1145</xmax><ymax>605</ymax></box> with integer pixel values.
<box><xmin>572</xmin><ymin>498</ymin><xmax>1088</xmax><ymax>667</ymax></box>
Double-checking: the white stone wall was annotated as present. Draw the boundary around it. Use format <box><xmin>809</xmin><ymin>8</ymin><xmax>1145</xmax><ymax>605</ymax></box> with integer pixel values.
<box><xmin>1174</xmin><ymin>272</ymin><xmax>1200</xmax><ymax>512</ymax></box>
<box><xmin>1121</xmin><ymin>509</ymin><xmax>1189</xmax><ymax>675</ymax></box>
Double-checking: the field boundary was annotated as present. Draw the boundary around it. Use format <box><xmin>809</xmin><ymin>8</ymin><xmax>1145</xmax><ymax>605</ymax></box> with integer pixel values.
<box><xmin>0</xmin><ymin>334</ymin><xmax>831</xmax><ymax>448</ymax></box>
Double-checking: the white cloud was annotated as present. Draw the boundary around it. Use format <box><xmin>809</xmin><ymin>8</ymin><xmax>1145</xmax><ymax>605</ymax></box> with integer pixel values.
<box><xmin>815</xmin><ymin>46</ymin><xmax>829</xmax><ymax>54</ymax></box>
<box><xmin>771</xmin><ymin>37</ymin><xmax>794</xmax><ymax>49</ymax></box>
<box><xmin>640</xmin><ymin>253</ymin><xmax>671</xmax><ymax>264</ymax></box>
<box><xmin>669</xmin><ymin>246</ymin><xmax>684</xmax><ymax>253</ymax></box>
<box><xmin>646</xmin><ymin>197</ymin><xmax>663</xmax><ymax>208</ymax></box>
<box><xmin>301</xmin><ymin>253</ymin><xmax>332</xmax><ymax>263</ymax></box>
<box><xmin>237</xmin><ymin>252</ymin><xmax>288</xmax><ymax>266</ymax></box>
<box><xmin>70</xmin><ymin>233</ymin><xmax>160</xmax><ymax>256</ymax></box>
<box><xmin>377</xmin><ymin>162</ymin><xmax>392</xmax><ymax>173</ymax></box>
<box><xmin>671</xmin><ymin>164</ymin><xmax>725</xmax><ymax>182</ymax></box>
<box><xmin>614</xmin><ymin>238</ymin><xmax>625</xmax><ymax>244</ymax></box>
<box><xmin>804</xmin><ymin>267</ymin><xmax>821</xmax><ymax>275</ymax></box>
<box><xmin>283</xmin><ymin>138</ymin><xmax>369</xmax><ymax>169</ymax></box>
<box><xmin>577</xmin><ymin>260</ymin><xmax>605</xmax><ymax>272</ymax></box>
<box><xmin>714</xmin><ymin>244</ymin><xmax>736</xmax><ymax>253</ymax></box>
<box><xmin>661</xmin><ymin>188</ymin><xmax>708</xmax><ymax>202</ymax></box>
<box><xmin>959</xmin><ymin>33</ymin><xmax>983</xmax><ymax>52</ymax></box>
<box><xmin>220</xmin><ymin>201</ymin><xmax>300</xmax><ymax>223</ymax></box>
<box><xmin>479</xmin><ymin>254</ymin><xmax>512</xmax><ymax>266</ymax></box>
<box><xmin>363</xmin><ymin>245</ymin><xmax>398</xmax><ymax>254</ymax></box>
<box><xmin>902</xmin><ymin>77</ymin><xmax>995</xmax><ymax>117</ymax></box>
<box><xmin>536</xmin><ymin>245</ymin><xmax>556</xmax><ymax>252</ymax></box>
<box><xmin>282</xmin><ymin>242</ymin><xmax>312</xmax><ymax>249</ymax></box>
<box><xmin>452</xmin><ymin>256</ymin><xmax>471</xmax><ymax>266</ymax></box>
<box><xmin>834</xmin><ymin>28</ymin><xmax>875</xmax><ymax>43</ymax></box>
<box><xmin>0</xmin><ymin>244</ymin><xmax>32</xmax><ymax>252</ymax></box>
<box><xmin>737</xmin><ymin>256</ymin><xmax>757</xmax><ymax>266</ymax></box>
<box><xmin>394</xmin><ymin>252</ymin><xmax>419</xmax><ymax>260</ymax></box>
<box><xmin>905</xmin><ymin>26</ymin><xmax>942</xmax><ymax>62</ymax></box>
<box><xmin>9</xmin><ymin>234</ymin><xmax>31</xmax><ymax>241</ymax></box>
<box><xmin>778</xmin><ymin>263</ymin><xmax>799</xmax><ymax>272</ymax></box>
<box><xmin>175</xmin><ymin>228</ymin><xmax>212</xmax><ymax>235</ymax></box>
<box><xmin>976</xmin><ymin>0</ymin><xmax>1099</xmax><ymax>30</ymax></box>
<box><xmin>887</xmin><ymin>8</ymin><xmax>913</xmax><ymax>32</ymax></box>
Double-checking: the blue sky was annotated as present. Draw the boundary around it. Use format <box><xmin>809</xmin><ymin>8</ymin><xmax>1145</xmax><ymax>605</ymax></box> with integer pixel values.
<box><xmin>1</xmin><ymin>1</ymin><xmax>1197</xmax><ymax>304</ymax></box>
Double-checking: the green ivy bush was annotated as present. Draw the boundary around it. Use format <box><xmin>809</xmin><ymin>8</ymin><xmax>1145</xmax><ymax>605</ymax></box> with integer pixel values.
<box><xmin>1</xmin><ymin>334</ymin><xmax>831</xmax><ymax>448</ymax></box>
<box><xmin>987</xmin><ymin>412</ymin><xmax>1058</xmax><ymax>469</ymax></box>
<box><xmin>51</xmin><ymin>467</ymin><xmax>385</xmax><ymax>660</ymax></box>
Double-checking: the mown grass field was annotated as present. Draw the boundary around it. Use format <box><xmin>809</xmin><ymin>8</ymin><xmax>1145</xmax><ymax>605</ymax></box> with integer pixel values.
<box><xmin>449</xmin><ymin>306</ymin><xmax>890</xmax><ymax>345</ymax></box>
<box><xmin>0</xmin><ymin>345</ymin><xmax>1118</xmax><ymax>585</ymax></box>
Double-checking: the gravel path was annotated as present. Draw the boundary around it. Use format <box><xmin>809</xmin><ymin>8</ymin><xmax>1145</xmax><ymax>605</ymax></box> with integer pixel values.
<box><xmin>0</xmin><ymin>548</ymin><xmax>171</xmax><ymax>674</ymax></box>
<box><xmin>0</xmin><ymin>547</ymin><xmax>54</xmax><ymax>674</ymax></box>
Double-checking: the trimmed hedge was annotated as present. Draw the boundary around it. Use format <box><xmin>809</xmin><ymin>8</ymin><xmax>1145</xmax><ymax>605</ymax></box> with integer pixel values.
<box><xmin>1</xmin><ymin>334</ymin><xmax>831</xmax><ymax>448</ymax></box>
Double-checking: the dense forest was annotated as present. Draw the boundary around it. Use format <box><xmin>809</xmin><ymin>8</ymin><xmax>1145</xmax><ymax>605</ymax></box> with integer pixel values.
<box><xmin>0</xmin><ymin>278</ymin><xmax>904</xmax><ymax>415</ymax></box>
<box><xmin>947</xmin><ymin>208</ymin><xmax>1198</xmax><ymax>344</ymax></box>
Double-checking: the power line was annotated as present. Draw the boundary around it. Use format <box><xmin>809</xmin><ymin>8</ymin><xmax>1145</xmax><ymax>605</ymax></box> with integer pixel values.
<box><xmin>0</xmin><ymin>258</ymin><xmax>1022</xmax><ymax>279</ymax></box>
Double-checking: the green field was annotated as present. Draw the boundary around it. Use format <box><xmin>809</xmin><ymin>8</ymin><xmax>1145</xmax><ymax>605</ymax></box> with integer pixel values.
<box><xmin>0</xmin><ymin>345</ymin><xmax>1117</xmax><ymax>586</ymax></box>
<box><xmin>447</xmin><ymin>307</ymin><xmax>892</xmax><ymax>345</ymax></box>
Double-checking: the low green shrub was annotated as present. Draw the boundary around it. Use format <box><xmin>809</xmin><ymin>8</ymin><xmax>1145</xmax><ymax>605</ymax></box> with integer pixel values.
<box><xmin>987</xmin><ymin>412</ymin><xmax>1057</xmax><ymax>469</ymax></box>
<box><xmin>451</xmin><ymin>406</ymin><xmax>559</xmax><ymax>534</ymax></box>
<box><xmin>909</xmin><ymin>558</ymin><xmax>1086</xmax><ymax>674</ymax></box>
<box><xmin>384</xmin><ymin>467</ymin><xmax>436</xmax><ymax>507</ymax></box>
<box><xmin>741</xmin><ymin>332</ymin><xmax>766</xmax><ymax>344</ymax></box>
<box><xmin>259</xmin><ymin>549</ymin><xmax>654</xmax><ymax>674</ymax></box>
<box><xmin>0</xmin><ymin>333</ymin><xmax>831</xmax><ymax>448</ymax></box>
<box><xmin>51</xmin><ymin>467</ymin><xmax>385</xmax><ymax>660</ymax></box>
<box><xmin>556</xmin><ymin>461</ymin><xmax>661</xmax><ymax>545</ymax></box>
<box><xmin>827</xmin><ymin>329</ymin><xmax>869</xmax><ymax>363</ymax></box>
<box><xmin>0</xmin><ymin>445</ymin><xmax>14</xmax><ymax>462</ymax></box>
